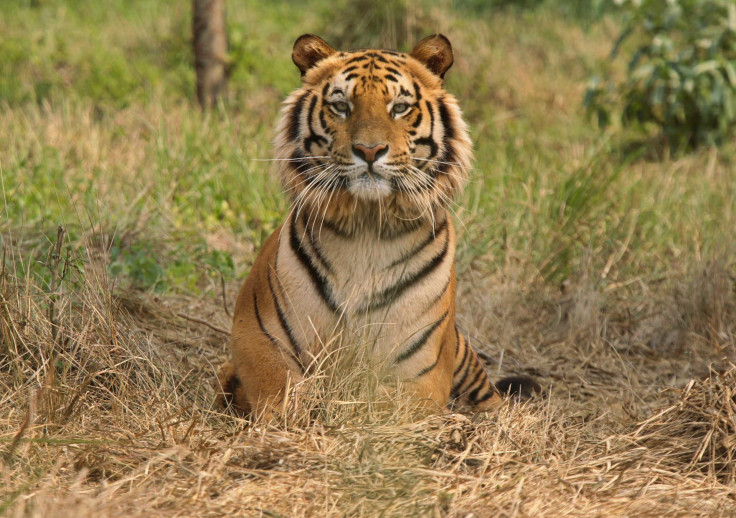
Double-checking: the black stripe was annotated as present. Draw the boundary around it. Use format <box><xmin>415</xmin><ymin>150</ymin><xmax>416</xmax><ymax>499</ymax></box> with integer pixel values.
<box><xmin>414</xmin><ymin>100</ymin><xmax>438</xmax><ymax>159</ymax></box>
<box><xmin>394</xmin><ymin>310</ymin><xmax>449</xmax><ymax>364</ymax></box>
<box><xmin>380</xmin><ymin>219</ymin><xmax>424</xmax><ymax>240</ymax></box>
<box><xmin>450</xmin><ymin>351</ymin><xmax>472</xmax><ymax>398</ymax></box>
<box><xmin>437</xmin><ymin>97</ymin><xmax>455</xmax><ymax>141</ymax></box>
<box><xmin>437</xmin><ymin>97</ymin><xmax>458</xmax><ymax>174</ymax></box>
<box><xmin>413</xmin><ymin>137</ymin><xmax>438</xmax><ymax>159</ymax></box>
<box><xmin>254</xmin><ymin>291</ymin><xmax>279</xmax><ymax>348</ymax></box>
<box><xmin>342</xmin><ymin>65</ymin><xmax>358</xmax><ymax>73</ymax></box>
<box><xmin>453</xmin><ymin>331</ymin><xmax>469</xmax><ymax>376</ymax></box>
<box><xmin>360</xmin><ymin>232</ymin><xmax>449</xmax><ymax>314</ymax></box>
<box><xmin>345</xmin><ymin>55</ymin><xmax>370</xmax><ymax>64</ymax></box>
<box><xmin>411</xmin><ymin>110</ymin><xmax>423</xmax><ymax>128</ymax></box>
<box><xmin>468</xmin><ymin>378</ymin><xmax>492</xmax><ymax>403</ymax></box>
<box><xmin>323</xmin><ymin>218</ymin><xmax>354</xmax><ymax>239</ymax></box>
<box><xmin>474</xmin><ymin>390</ymin><xmax>498</xmax><ymax>404</ymax></box>
<box><xmin>453</xmin><ymin>358</ymin><xmax>482</xmax><ymax>397</ymax></box>
<box><xmin>416</xmin><ymin>335</ymin><xmax>445</xmax><ymax>378</ymax></box>
<box><xmin>304</xmin><ymin>94</ymin><xmax>317</xmax><ymax>128</ymax></box>
<box><xmin>267</xmin><ymin>269</ymin><xmax>304</xmax><ymax>372</ymax></box>
<box><xmin>322</xmin><ymin>215</ymin><xmax>422</xmax><ymax>241</ymax></box>
<box><xmin>463</xmin><ymin>367</ymin><xmax>488</xmax><ymax>398</ymax></box>
<box><xmin>304</xmin><ymin>214</ymin><xmax>334</xmax><ymax>274</ymax></box>
<box><xmin>386</xmin><ymin>67</ymin><xmax>400</xmax><ymax>75</ymax></box>
<box><xmin>287</xmin><ymin>149</ymin><xmax>312</xmax><ymax>176</ymax></box>
<box><xmin>413</xmin><ymin>82</ymin><xmax>422</xmax><ymax>101</ymax></box>
<box><xmin>384</xmin><ymin>74</ymin><xmax>398</xmax><ymax>82</ymax></box>
<box><xmin>344</xmin><ymin>73</ymin><xmax>358</xmax><ymax>81</ymax></box>
<box><xmin>440</xmin><ymin>144</ymin><xmax>457</xmax><ymax>175</ymax></box>
<box><xmin>288</xmin><ymin>92</ymin><xmax>310</xmax><ymax>141</ymax></box>
<box><xmin>386</xmin><ymin>218</ymin><xmax>447</xmax><ymax>269</ymax></box>
<box><xmin>319</xmin><ymin>106</ymin><xmax>328</xmax><ymax>135</ymax></box>
<box><xmin>422</xmin><ymin>271</ymin><xmax>451</xmax><ymax>313</ymax></box>
<box><xmin>425</xmin><ymin>101</ymin><xmax>434</xmax><ymax>132</ymax></box>
<box><xmin>303</xmin><ymin>95</ymin><xmax>327</xmax><ymax>152</ymax></box>
<box><xmin>288</xmin><ymin>214</ymin><xmax>339</xmax><ymax>313</ymax></box>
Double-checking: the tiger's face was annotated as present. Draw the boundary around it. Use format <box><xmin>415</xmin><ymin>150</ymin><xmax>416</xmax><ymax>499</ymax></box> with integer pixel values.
<box><xmin>275</xmin><ymin>34</ymin><xmax>472</xmax><ymax>225</ymax></box>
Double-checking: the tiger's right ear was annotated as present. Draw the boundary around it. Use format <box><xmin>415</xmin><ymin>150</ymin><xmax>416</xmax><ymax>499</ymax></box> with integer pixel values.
<box><xmin>292</xmin><ymin>34</ymin><xmax>337</xmax><ymax>77</ymax></box>
<box><xmin>410</xmin><ymin>34</ymin><xmax>454</xmax><ymax>78</ymax></box>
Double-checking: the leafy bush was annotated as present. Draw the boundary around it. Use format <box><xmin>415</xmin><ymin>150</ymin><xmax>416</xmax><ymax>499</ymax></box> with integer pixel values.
<box><xmin>585</xmin><ymin>0</ymin><xmax>736</xmax><ymax>150</ymax></box>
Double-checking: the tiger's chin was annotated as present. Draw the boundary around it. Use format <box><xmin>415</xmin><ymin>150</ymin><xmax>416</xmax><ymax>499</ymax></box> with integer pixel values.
<box><xmin>346</xmin><ymin>173</ymin><xmax>393</xmax><ymax>201</ymax></box>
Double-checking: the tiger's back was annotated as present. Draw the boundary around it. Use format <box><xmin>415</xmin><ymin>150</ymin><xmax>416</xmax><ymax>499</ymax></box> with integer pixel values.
<box><xmin>218</xmin><ymin>34</ymin><xmax>538</xmax><ymax>418</ymax></box>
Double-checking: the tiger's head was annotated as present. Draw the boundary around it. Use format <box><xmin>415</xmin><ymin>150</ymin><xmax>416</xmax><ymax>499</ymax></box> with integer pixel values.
<box><xmin>275</xmin><ymin>34</ymin><xmax>472</xmax><ymax>228</ymax></box>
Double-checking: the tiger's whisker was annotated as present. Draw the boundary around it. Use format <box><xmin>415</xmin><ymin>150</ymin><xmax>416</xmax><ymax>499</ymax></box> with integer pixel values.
<box><xmin>255</xmin><ymin>155</ymin><xmax>330</xmax><ymax>162</ymax></box>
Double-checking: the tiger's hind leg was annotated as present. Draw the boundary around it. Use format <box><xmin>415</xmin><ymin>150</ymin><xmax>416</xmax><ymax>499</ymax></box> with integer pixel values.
<box><xmin>450</xmin><ymin>331</ymin><xmax>503</xmax><ymax>410</ymax></box>
<box><xmin>449</xmin><ymin>328</ymin><xmax>540</xmax><ymax>411</ymax></box>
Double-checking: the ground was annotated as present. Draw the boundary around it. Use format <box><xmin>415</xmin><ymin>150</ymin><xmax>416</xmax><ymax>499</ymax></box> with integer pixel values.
<box><xmin>1</xmin><ymin>1</ymin><xmax>735</xmax><ymax>516</ymax></box>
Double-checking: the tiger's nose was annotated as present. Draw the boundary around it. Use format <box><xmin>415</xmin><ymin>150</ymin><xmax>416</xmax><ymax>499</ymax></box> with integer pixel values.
<box><xmin>353</xmin><ymin>143</ymin><xmax>389</xmax><ymax>164</ymax></box>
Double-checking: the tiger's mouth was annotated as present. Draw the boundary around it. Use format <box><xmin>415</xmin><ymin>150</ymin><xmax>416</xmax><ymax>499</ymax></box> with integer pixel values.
<box><xmin>346</xmin><ymin>171</ymin><xmax>393</xmax><ymax>200</ymax></box>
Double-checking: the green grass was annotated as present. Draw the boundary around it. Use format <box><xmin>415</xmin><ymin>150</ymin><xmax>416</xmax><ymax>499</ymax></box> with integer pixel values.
<box><xmin>2</xmin><ymin>0</ymin><xmax>733</xmax><ymax>290</ymax></box>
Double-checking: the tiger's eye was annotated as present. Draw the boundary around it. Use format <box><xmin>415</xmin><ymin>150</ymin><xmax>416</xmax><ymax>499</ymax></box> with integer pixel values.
<box><xmin>391</xmin><ymin>103</ymin><xmax>410</xmax><ymax>116</ymax></box>
<box><xmin>332</xmin><ymin>101</ymin><xmax>349</xmax><ymax>114</ymax></box>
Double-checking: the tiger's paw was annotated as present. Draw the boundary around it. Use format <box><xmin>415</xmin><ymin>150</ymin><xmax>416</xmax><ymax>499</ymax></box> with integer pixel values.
<box><xmin>215</xmin><ymin>361</ymin><xmax>250</xmax><ymax>416</ymax></box>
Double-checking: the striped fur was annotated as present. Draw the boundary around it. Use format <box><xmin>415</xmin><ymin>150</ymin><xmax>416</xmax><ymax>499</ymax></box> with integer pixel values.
<box><xmin>217</xmin><ymin>34</ymin><xmax>530</xmax><ymax>418</ymax></box>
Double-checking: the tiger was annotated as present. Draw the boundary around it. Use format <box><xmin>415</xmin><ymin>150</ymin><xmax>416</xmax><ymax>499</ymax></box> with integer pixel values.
<box><xmin>216</xmin><ymin>33</ymin><xmax>539</xmax><ymax>419</ymax></box>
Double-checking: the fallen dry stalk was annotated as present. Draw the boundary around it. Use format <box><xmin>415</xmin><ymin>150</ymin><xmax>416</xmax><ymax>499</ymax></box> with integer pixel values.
<box><xmin>630</xmin><ymin>362</ymin><xmax>736</xmax><ymax>482</ymax></box>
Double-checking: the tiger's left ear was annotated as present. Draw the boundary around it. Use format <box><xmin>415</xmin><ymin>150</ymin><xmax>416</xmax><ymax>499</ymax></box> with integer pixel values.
<box><xmin>410</xmin><ymin>34</ymin><xmax>454</xmax><ymax>79</ymax></box>
<box><xmin>292</xmin><ymin>34</ymin><xmax>337</xmax><ymax>77</ymax></box>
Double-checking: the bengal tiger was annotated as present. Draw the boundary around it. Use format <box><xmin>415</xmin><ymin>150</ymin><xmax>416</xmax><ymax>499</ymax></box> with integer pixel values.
<box><xmin>217</xmin><ymin>34</ymin><xmax>539</xmax><ymax>419</ymax></box>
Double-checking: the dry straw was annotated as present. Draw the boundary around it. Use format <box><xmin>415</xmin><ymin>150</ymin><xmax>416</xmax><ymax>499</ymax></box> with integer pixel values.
<box><xmin>1</xmin><ymin>231</ymin><xmax>735</xmax><ymax>516</ymax></box>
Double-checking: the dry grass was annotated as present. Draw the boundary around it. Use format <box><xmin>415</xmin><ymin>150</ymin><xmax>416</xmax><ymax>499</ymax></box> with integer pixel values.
<box><xmin>1</xmin><ymin>232</ymin><xmax>735</xmax><ymax>517</ymax></box>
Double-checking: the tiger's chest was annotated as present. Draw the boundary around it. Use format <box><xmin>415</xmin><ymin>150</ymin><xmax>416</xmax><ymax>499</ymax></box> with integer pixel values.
<box><xmin>274</xmin><ymin>215</ymin><xmax>455</xmax><ymax>359</ymax></box>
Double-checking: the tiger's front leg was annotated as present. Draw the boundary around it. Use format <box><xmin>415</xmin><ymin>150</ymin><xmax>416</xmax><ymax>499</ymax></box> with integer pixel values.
<box><xmin>373</xmin><ymin>310</ymin><xmax>458</xmax><ymax>414</ymax></box>
<box><xmin>216</xmin><ymin>230</ymin><xmax>306</xmax><ymax>420</ymax></box>
<box><xmin>217</xmin><ymin>299</ymin><xmax>305</xmax><ymax>419</ymax></box>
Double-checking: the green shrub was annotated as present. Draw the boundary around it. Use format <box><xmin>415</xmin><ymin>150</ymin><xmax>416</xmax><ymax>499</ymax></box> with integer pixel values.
<box><xmin>585</xmin><ymin>0</ymin><xmax>736</xmax><ymax>150</ymax></box>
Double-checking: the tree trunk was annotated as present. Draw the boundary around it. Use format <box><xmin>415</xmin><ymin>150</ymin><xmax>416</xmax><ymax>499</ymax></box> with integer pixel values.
<box><xmin>193</xmin><ymin>0</ymin><xmax>228</xmax><ymax>109</ymax></box>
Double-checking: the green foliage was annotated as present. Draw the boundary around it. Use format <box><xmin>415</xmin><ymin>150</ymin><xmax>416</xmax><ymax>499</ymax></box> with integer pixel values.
<box><xmin>0</xmin><ymin>0</ymin><xmax>193</xmax><ymax>107</ymax></box>
<box><xmin>109</xmin><ymin>240</ymin><xmax>167</xmax><ymax>292</ymax></box>
<box><xmin>585</xmin><ymin>0</ymin><xmax>736</xmax><ymax>150</ymax></box>
<box><xmin>109</xmin><ymin>237</ymin><xmax>235</xmax><ymax>293</ymax></box>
